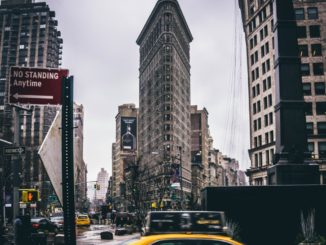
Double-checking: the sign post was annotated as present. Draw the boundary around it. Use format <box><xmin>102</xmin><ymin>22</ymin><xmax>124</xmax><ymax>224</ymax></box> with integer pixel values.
<box><xmin>61</xmin><ymin>76</ymin><xmax>76</xmax><ymax>245</ymax></box>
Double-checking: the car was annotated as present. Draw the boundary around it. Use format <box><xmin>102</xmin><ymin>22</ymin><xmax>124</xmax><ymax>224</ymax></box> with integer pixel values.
<box><xmin>130</xmin><ymin>211</ymin><xmax>243</xmax><ymax>245</ymax></box>
<box><xmin>31</xmin><ymin>217</ymin><xmax>59</xmax><ymax>234</ymax></box>
<box><xmin>76</xmin><ymin>214</ymin><xmax>91</xmax><ymax>226</ymax></box>
<box><xmin>128</xmin><ymin>233</ymin><xmax>243</xmax><ymax>245</ymax></box>
<box><xmin>50</xmin><ymin>216</ymin><xmax>64</xmax><ymax>231</ymax></box>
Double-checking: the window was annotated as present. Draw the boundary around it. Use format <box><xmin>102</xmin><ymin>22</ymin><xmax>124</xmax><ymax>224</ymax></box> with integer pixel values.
<box><xmin>307</xmin><ymin>7</ymin><xmax>318</xmax><ymax>19</ymax></box>
<box><xmin>316</xmin><ymin>102</ymin><xmax>326</xmax><ymax>115</ymax></box>
<box><xmin>253</xmin><ymin>103</ymin><xmax>257</xmax><ymax>114</ymax></box>
<box><xmin>256</xmin><ymin>84</ymin><xmax>260</xmax><ymax>95</ymax></box>
<box><xmin>295</xmin><ymin>8</ymin><xmax>305</xmax><ymax>20</ymax></box>
<box><xmin>257</xmin><ymin>101</ymin><xmax>261</xmax><ymax>112</ymax></box>
<box><xmin>265</xmin><ymin>132</ymin><xmax>269</xmax><ymax>144</ymax></box>
<box><xmin>268</xmin><ymin>94</ymin><xmax>272</xmax><ymax>106</ymax></box>
<box><xmin>301</xmin><ymin>64</ymin><xmax>310</xmax><ymax>76</ymax></box>
<box><xmin>264</xmin><ymin>97</ymin><xmax>268</xmax><ymax>109</ymax></box>
<box><xmin>318</xmin><ymin>142</ymin><xmax>326</xmax><ymax>158</ymax></box>
<box><xmin>302</xmin><ymin>83</ymin><xmax>311</xmax><ymax>96</ymax></box>
<box><xmin>317</xmin><ymin>122</ymin><xmax>326</xmax><ymax>134</ymax></box>
<box><xmin>297</xmin><ymin>26</ymin><xmax>307</xmax><ymax>38</ymax></box>
<box><xmin>308</xmin><ymin>142</ymin><xmax>314</xmax><ymax>153</ymax></box>
<box><xmin>258</xmin><ymin>118</ymin><xmax>261</xmax><ymax>129</ymax></box>
<box><xmin>269</xmin><ymin>112</ymin><xmax>273</xmax><ymax>125</ymax></box>
<box><xmin>310</xmin><ymin>25</ymin><xmax>320</xmax><ymax>38</ymax></box>
<box><xmin>252</xmin><ymin>86</ymin><xmax>256</xmax><ymax>97</ymax></box>
<box><xmin>270</xmin><ymin>131</ymin><xmax>274</xmax><ymax>142</ymax></box>
<box><xmin>298</xmin><ymin>45</ymin><xmax>308</xmax><ymax>57</ymax></box>
<box><xmin>311</xmin><ymin>44</ymin><xmax>322</xmax><ymax>56</ymax></box>
<box><xmin>264</xmin><ymin>114</ymin><xmax>268</xmax><ymax>127</ymax></box>
<box><xmin>263</xmin><ymin>79</ymin><xmax>267</xmax><ymax>91</ymax></box>
<box><xmin>306</xmin><ymin>122</ymin><xmax>314</xmax><ymax>135</ymax></box>
<box><xmin>313</xmin><ymin>63</ymin><xmax>324</xmax><ymax>76</ymax></box>
<box><xmin>315</xmin><ymin>82</ymin><xmax>325</xmax><ymax>95</ymax></box>
<box><xmin>305</xmin><ymin>102</ymin><xmax>313</xmax><ymax>115</ymax></box>
<box><xmin>266</xmin><ymin>150</ymin><xmax>270</xmax><ymax>164</ymax></box>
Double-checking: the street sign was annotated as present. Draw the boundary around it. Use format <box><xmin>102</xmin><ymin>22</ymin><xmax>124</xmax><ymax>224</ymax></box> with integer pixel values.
<box><xmin>9</xmin><ymin>67</ymin><xmax>69</xmax><ymax>105</ymax></box>
<box><xmin>3</xmin><ymin>146</ymin><xmax>25</xmax><ymax>155</ymax></box>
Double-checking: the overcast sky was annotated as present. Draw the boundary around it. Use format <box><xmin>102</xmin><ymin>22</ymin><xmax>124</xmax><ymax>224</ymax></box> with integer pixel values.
<box><xmin>42</xmin><ymin>0</ymin><xmax>250</xmax><ymax>182</ymax></box>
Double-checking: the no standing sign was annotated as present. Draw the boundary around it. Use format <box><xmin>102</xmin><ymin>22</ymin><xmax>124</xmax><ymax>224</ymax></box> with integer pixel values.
<box><xmin>9</xmin><ymin>67</ymin><xmax>69</xmax><ymax>105</ymax></box>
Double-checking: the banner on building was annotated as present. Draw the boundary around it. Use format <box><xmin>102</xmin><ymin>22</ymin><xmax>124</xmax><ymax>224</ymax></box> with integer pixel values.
<box><xmin>120</xmin><ymin>117</ymin><xmax>137</xmax><ymax>150</ymax></box>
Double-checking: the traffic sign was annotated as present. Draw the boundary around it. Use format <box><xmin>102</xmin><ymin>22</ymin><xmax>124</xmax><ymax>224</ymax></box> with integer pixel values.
<box><xmin>9</xmin><ymin>67</ymin><xmax>69</xmax><ymax>105</ymax></box>
<box><xmin>3</xmin><ymin>146</ymin><xmax>25</xmax><ymax>155</ymax></box>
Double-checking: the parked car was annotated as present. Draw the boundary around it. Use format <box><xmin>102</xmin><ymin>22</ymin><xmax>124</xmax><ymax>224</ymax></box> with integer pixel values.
<box><xmin>50</xmin><ymin>216</ymin><xmax>64</xmax><ymax>231</ymax></box>
<box><xmin>76</xmin><ymin>214</ymin><xmax>91</xmax><ymax>226</ymax></box>
<box><xmin>31</xmin><ymin>217</ymin><xmax>59</xmax><ymax>234</ymax></box>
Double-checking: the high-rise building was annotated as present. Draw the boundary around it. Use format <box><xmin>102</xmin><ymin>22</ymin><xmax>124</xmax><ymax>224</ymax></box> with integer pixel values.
<box><xmin>73</xmin><ymin>103</ymin><xmax>87</xmax><ymax>211</ymax></box>
<box><xmin>95</xmin><ymin>168</ymin><xmax>109</xmax><ymax>204</ymax></box>
<box><xmin>0</xmin><ymin>1</ymin><xmax>63</xmax><ymax>211</ymax></box>
<box><xmin>112</xmin><ymin>103</ymin><xmax>138</xmax><ymax>210</ymax></box>
<box><xmin>190</xmin><ymin>106</ymin><xmax>210</xmax><ymax>205</ymax></box>
<box><xmin>239</xmin><ymin>0</ymin><xmax>326</xmax><ymax>185</ymax></box>
<box><xmin>136</xmin><ymin>0</ymin><xmax>193</xmax><ymax>204</ymax></box>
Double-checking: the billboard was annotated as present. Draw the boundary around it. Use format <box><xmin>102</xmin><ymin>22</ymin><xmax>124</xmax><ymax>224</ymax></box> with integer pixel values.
<box><xmin>121</xmin><ymin>117</ymin><xmax>137</xmax><ymax>151</ymax></box>
<box><xmin>9</xmin><ymin>67</ymin><xmax>69</xmax><ymax>105</ymax></box>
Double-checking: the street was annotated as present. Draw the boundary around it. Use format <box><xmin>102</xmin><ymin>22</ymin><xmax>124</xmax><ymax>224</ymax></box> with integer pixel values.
<box><xmin>76</xmin><ymin>225</ymin><xmax>140</xmax><ymax>245</ymax></box>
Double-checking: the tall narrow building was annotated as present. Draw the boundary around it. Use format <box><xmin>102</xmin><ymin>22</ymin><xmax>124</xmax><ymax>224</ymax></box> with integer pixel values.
<box><xmin>0</xmin><ymin>0</ymin><xmax>63</xmax><ymax>211</ymax></box>
<box><xmin>112</xmin><ymin>104</ymin><xmax>138</xmax><ymax>211</ymax></box>
<box><xmin>136</xmin><ymin>0</ymin><xmax>193</xmax><ymax>206</ymax></box>
<box><xmin>239</xmin><ymin>0</ymin><xmax>326</xmax><ymax>185</ymax></box>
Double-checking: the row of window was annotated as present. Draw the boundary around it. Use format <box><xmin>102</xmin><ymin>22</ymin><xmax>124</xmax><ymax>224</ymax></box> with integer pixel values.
<box><xmin>250</xmin><ymin>42</ymin><xmax>270</xmax><ymax>65</ymax></box>
<box><xmin>253</xmin><ymin>112</ymin><xmax>273</xmax><ymax>131</ymax></box>
<box><xmin>306</xmin><ymin>122</ymin><xmax>326</xmax><ymax>135</ymax></box>
<box><xmin>301</xmin><ymin>63</ymin><xmax>324</xmax><ymax>76</ymax></box>
<box><xmin>308</xmin><ymin>141</ymin><xmax>326</xmax><ymax>159</ymax></box>
<box><xmin>248</xmin><ymin>2</ymin><xmax>272</xmax><ymax>33</ymax></box>
<box><xmin>295</xmin><ymin>7</ymin><xmax>318</xmax><ymax>20</ymax></box>
<box><xmin>251</xmin><ymin>59</ymin><xmax>271</xmax><ymax>82</ymax></box>
<box><xmin>302</xmin><ymin>82</ymin><xmax>325</xmax><ymax>96</ymax></box>
<box><xmin>252</xmin><ymin>76</ymin><xmax>272</xmax><ymax>97</ymax></box>
<box><xmin>297</xmin><ymin>25</ymin><xmax>321</xmax><ymax>38</ymax></box>
<box><xmin>254</xmin><ymin>130</ymin><xmax>274</xmax><ymax>148</ymax></box>
<box><xmin>299</xmin><ymin>43</ymin><xmax>322</xmax><ymax>57</ymax></box>
<box><xmin>305</xmin><ymin>102</ymin><xmax>326</xmax><ymax>115</ymax></box>
<box><xmin>254</xmin><ymin>148</ymin><xmax>274</xmax><ymax>168</ymax></box>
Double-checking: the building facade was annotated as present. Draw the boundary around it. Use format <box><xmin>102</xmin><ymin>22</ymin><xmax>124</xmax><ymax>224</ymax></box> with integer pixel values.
<box><xmin>111</xmin><ymin>103</ymin><xmax>138</xmax><ymax>211</ymax></box>
<box><xmin>95</xmin><ymin>168</ymin><xmax>109</xmax><ymax>204</ymax></box>
<box><xmin>239</xmin><ymin>0</ymin><xmax>326</xmax><ymax>185</ymax></box>
<box><xmin>0</xmin><ymin>0</ymin><xmax>63</xmax><ymax>213</ymax></box>
<box><xmin>73</xmin><ymin>103</ymin><xmax>87</xmax><ymax>212</ymax></box>
<box><xmin>136</xmin><ymin>0</ymin><xmax>193</xmax><ymax>206</ymax></box>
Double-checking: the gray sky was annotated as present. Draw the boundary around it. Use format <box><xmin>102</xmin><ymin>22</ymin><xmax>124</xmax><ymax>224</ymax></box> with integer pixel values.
<box><xmin>43</xmin><ymin>0</ymin><xmax>250</xmax><ymax>181</ymax></box>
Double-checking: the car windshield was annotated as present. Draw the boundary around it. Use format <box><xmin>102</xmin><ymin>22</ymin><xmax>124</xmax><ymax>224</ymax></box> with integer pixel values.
<box><xmin>51</xmin><ymin>217</ymin><xmax>63</xmax><ymax>221</ymax></box>
<box><xmin>78</xmin><ymin>215</ymin><xmax>88</xmax><ymax>219</ymax></box>
<box><xmin>148</xmin><ymin>212</ymin><xmax>224</xmax><ymax>234</ymax></box>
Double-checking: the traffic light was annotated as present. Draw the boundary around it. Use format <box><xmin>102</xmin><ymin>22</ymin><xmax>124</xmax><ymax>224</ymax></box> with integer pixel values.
<box><xmin>94</xmin><ymin>184</ymin><xmax>100</xmax><ymax>190</ymax></box>
<box><xmin>19</xmin><ymin>189</ymin><xmax>39</xmax><ymax>203</ymax></box>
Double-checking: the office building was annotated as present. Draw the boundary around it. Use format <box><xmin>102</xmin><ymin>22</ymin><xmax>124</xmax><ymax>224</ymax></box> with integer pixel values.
<box><xmin>136</xmin><ymin>0</ymin><xmax>193</xmax><ymax>206</ymax></box>
<box><xmin>112</xmin><ymin>103</ymin><xmax>138</xmax><ymax>210</ymax></box>
<box><xmin>0</xmin><ymin>1</ymin><xmax>63</xmax><ymax>212</ymax></box>
<box><xmin>238</xmin><ymin>0</ymin><xmax>326</xmax><ymax>185</ymax></box>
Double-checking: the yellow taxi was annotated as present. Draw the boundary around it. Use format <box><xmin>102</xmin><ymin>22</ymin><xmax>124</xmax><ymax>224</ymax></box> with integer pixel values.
<box><xmin>128</xmin><ymin>233</ymin><xmax>243</xmax><ymax>245</ymax></box>
<box><xmin>76</xmin><ymin>214</ymin><xmax>91</xmax><ymax>226</ymax></box>
<box><xmin>129</xmin><ymin>211</ymin><xmax>244</xmax><ymax>245</ymax></box>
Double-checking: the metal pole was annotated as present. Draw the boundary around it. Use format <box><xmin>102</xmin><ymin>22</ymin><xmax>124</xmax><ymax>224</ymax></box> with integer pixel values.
<box><xmin>62</xmin><ymin>76</ymin><xmax>76</xmax><ymax>245</ymax></box>
<box><xmin>3</xmin><ymin>184</ymin><xmax>5</xmax><ymax>227</ymax></box>
<box><xmin>13</xmin><ymin>107</ymin><xmax>20</xmax><ymax>225</ymax></box>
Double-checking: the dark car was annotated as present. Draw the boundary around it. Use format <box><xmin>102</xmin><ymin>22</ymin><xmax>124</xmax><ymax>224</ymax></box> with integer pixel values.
<box><xmin>31</xmin><ymin>217</ymin><xmax>59</xmax><ymax>234</ymax></box>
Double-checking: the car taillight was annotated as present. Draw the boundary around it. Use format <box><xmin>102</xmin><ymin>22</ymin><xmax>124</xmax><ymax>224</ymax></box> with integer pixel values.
<box><xmin>32</xmin><ymin>223</ymin><xmax>40</xmax><ymax>228</ymax></box>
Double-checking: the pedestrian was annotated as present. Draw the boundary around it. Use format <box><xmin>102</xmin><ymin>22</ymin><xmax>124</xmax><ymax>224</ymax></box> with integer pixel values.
<box><xmin>14</xmin><ymin>215</ymin><xmax>23</xmax><ymax>245</ymax></box>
